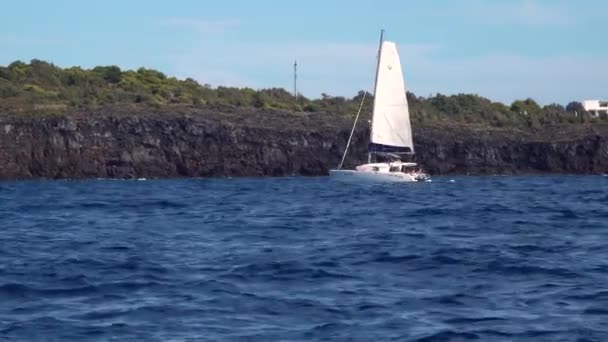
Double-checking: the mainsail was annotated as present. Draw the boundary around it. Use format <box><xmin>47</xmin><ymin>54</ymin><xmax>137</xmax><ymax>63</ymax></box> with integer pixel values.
<box><xmin>369</xmin><ymin>41</ymin><xmax>414</xmax><ymax>154</ymax></box>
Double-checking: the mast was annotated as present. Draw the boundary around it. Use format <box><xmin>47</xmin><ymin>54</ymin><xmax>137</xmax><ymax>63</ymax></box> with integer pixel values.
<box><xmin>368</xmin><ymin>29</ymin><xmax>384</xmax><ymax>163</ymax></box>
<box><xmin>372</xmin><ymin>29</ymin><xmax>384</xmax><ymax>100</ymax></box>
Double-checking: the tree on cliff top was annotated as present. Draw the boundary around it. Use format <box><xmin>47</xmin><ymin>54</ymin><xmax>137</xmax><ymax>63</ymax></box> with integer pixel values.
<box><xmin>0</xmin><ymin>59</ymin><xmax>605</xmax><ymax>127</ymax></box>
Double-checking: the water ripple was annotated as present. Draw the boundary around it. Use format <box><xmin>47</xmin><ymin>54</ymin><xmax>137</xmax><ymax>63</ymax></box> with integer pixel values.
<box><xmin>1</xmin><ymin>176</ymin><xmax>607</xmax><ymax>340</ymax></box>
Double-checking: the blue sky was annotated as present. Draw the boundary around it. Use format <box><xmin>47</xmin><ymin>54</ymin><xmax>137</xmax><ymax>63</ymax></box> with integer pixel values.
<box><xmin>1</xmin><ymin>0</ymin><xmax>606</xmax><ymax>105</ymax></box>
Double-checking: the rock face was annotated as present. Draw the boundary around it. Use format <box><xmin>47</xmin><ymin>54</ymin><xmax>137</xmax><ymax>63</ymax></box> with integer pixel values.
<box><xmin>0</xmin><ymin>108</ymin><xmax>607</xmax><ymax>179</ymax></box>
<box><xmin>413</xmin><ymin>126</ymin><xmax>608</xmax><ymax>175</ymax></box>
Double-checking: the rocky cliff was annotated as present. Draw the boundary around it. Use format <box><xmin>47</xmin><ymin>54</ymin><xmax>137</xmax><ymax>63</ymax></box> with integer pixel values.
<box><xmin>0</xmin><ymin>106</ymin><xmax>607</xmax><ymax>179</ymax></box>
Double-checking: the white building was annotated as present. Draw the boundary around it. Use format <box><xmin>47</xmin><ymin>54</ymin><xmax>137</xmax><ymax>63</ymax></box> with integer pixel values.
<box><xmin>582</xmin><ymin>100</ymin><xmax>608</xmax><ymax>117</ymax></box>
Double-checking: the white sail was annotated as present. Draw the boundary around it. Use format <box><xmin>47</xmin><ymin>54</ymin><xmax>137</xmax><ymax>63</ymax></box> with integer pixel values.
<box><xmin>370</xmin><ymin>41</ymin><xmax>414</xmax><ymax>153</ymax></box>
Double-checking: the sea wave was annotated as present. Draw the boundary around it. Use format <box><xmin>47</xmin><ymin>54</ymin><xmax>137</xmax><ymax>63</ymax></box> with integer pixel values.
<box><xmin>1</xmin><ymin>176</ymin><xmax>607</xmax><ymax>340</ymax></box>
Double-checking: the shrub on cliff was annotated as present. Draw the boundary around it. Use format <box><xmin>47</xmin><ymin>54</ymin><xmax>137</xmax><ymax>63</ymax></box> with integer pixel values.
<box><xmin>0</xmin><ymin>59</ymin><xmax>602</xmax><ymax>127</ymax></box>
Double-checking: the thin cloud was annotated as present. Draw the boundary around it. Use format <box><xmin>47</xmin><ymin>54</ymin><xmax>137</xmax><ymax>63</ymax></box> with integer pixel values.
<box><xmin>168</xmin><ymin>38</ymin><xmax>607</xmax><ymax>105</ymax></box>
<box><xmin>160</xmin><ymin>17</ymin><xmax>240</xmax><ymax>34</ymax></box>
<box><xmin>164</xmin><ymin>40</ymin><xmax>440</xmax><ymax>97</ymax></box>
<box><xmin>158</xmin><ymin>13</ymin><xmax>603</xmax><ymax>105</ymax></box>
<box><xmin>0</xmin><ymin>33</ymin><xmax>63</xmax><ymax>46</ymax></box>
<box><xmin>172</xmin><ymin>59</ymin><xmax>260</xmax><ymax>89</ymax></box>
<box><xmin>454</xmin><ymin>0</ymin><xmax>577</xmax><ymax>26</ymax></box>
<box><xmin>518</xmin><ymin>0</ymin><xmax>573</xmax><ymax>24</ymax></box>
<box><xmin>408</xmin><ymin>51</ymin><xmax>608</xmax><ymax>105</ymax></box>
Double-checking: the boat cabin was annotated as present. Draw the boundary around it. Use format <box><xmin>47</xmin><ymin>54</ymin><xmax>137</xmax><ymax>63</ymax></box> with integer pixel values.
<box><xmin>356</xmin><ymin>162</ymin><xmax>418</xmax><ymax>173</ymax></box>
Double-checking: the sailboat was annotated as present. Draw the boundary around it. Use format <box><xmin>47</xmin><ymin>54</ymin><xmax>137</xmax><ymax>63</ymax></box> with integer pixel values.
<box><xmin>329</xmin><ymin>30</ymin><xmax>430</xmax><ymax>183</ymax></box>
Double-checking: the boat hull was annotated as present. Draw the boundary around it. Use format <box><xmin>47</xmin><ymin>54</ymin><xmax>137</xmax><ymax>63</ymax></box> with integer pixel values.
<box><xmin>329</xmin><ymin>169</ymin><xmax>420</xmax><ymax>183</ymax></box>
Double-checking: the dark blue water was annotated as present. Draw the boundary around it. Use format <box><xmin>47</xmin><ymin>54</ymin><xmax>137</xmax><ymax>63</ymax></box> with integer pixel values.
<box><xmin>1</xmin><ymin>176</ymin><xmax>607</xmax><ymax>341</ymax></box>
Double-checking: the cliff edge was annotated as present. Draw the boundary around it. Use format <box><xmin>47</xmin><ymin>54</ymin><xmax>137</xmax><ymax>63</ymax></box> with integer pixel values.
<box><xmin>0</xmin><ymin>106</ymin><xmax>607</xmax><ymax>179</ymax></box>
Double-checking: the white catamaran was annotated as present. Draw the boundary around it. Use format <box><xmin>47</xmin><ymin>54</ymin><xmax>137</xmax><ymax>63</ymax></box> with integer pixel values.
<box><xmin>330</xmin><ymin>30</ymin><xmax>430</xmax><ymax>183</ymax></box>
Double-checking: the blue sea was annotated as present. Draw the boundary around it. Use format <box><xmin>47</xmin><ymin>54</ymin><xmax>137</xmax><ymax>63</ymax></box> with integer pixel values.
<box><xmin>1</xmin><ymin>176</ymin><xmax>607</xmax><ymax>341</ymax></box>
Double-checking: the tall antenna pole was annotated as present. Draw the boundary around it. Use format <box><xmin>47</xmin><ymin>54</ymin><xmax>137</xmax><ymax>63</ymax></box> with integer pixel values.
<box><xmin>293</xmin><ymin>60</ymin><xmax>298</xmax><ymax>101</ymax></box>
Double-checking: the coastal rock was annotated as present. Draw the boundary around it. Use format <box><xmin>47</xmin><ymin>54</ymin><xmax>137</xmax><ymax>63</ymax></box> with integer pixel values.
<box><xmin>0</xmin><ymin>108</ymin><xmax>606</xmax><ymax>179</ymax></box>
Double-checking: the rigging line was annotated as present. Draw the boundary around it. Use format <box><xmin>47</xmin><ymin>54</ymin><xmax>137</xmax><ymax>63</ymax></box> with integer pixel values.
<box><xmin>337</xmin><ymin>91</ymin><xmax>368</xmax><ymax>170</ymax></box>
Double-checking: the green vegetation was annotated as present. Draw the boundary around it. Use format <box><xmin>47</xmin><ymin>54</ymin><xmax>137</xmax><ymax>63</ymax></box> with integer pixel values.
<box><xmin>1</xmin><ymin>59</ymin><xmax>605</xmax><ymax>127</ymax></box>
